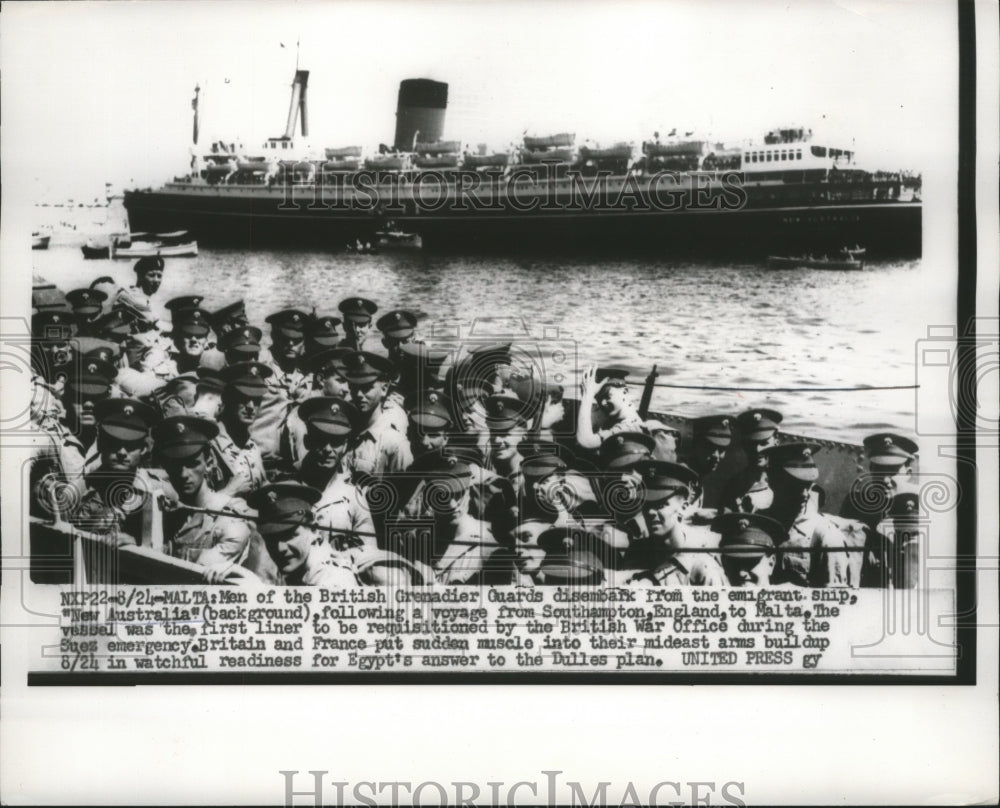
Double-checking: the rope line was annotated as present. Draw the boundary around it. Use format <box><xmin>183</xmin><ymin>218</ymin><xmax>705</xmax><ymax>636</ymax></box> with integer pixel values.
<box><xmin>626</xmin><ymin>381</ymin><xmax>919</xmax><ymax>393</ymax></box>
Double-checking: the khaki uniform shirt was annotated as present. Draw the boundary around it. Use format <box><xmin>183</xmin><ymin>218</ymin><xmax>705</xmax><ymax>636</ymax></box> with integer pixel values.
<box><xmin>211</xmin><ymin>423</ymin><xmax>267</xmax><ymax>497</ymax></box>
<box><xmin>766</xmin><ymin>509</ymin><xmax>862</xmax><ymax>588</ymax></box>
<box><xmin>434</xmin><ymin>514</ymin><xmax>502</xmax><ymax>585</ymax></box>
<box><xmin>165</xmin><ymin>491</ymin><xmax>253</xmax><ymax>567</ymax></box>
<box><xmin>251</xmin><ymin>353</ymin><xmax>311</xmax><ymax>460</ymax></box>
<box><xmin>344</xmin><ymin>410</ymin><xmax>414</xmax><ymax>479</ymax></box>
<box><xmin>313</xmin><ymin>473</ymin><xmax>377</xmax><ymax>564</ymax></box>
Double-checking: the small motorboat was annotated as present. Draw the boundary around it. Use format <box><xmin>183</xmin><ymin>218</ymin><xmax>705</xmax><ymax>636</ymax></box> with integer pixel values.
<box><xmin>81</xmin><ymin>243</ymin><xmax>110</xmax><ymax>260</ymax></box>
<box><xmin>767</xmin><ymin>254</ymin><xmax>865</xmax><ymax>271</ymax></box>
<box><xmin>112</xmin><ymin>238</ymin><xmax>198</xmax><ymax>259</ymax></box>
<box><xmin>376</xmin><ymin>229</ymin><xmax>422</xmax><ymax>250</ymax></box>
<box><xmin>839</xmin><ymin>245</ymin><xmax>867</xmax><ymax>259</ymax></box>
<box><xmin>32</xmin><ymin>232</ymin><xmax>50</xmax><ymax>250</ymax></box>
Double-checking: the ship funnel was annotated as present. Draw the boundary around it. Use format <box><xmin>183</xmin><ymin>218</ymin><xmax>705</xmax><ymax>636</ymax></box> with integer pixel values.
<box><xmin>284</xmin><ymin>70</ymin><xmax>310</xmax><ymax>138</ymax></box>
<box><xmin>394</xmin><ymin>79</ymin><xmax>447</xmax><ymax>150</ymax></box>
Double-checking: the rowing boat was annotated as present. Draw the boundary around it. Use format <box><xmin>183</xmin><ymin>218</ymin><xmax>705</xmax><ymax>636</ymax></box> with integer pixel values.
<box><xmin>767</xmin><ymin>255</ymin><xmax>865</xmax><ymax>270</ymax></box>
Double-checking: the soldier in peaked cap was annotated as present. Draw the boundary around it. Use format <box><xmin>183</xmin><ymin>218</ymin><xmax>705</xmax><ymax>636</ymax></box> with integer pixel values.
<box><xmin>337</xmin><ymin>297</ymin><xmax>378</xmax><ymax>352</ymax></box>
<box><xmin>32</xmin><ymin>310</ymin><xmax>77</xmax><ymax>389</ymax></box>
<box><xmin>518</xmin><ymin>439</ymin><xmax>602</xmax><ymax>527</ymax></box>
<box><xmin>509</xmin><ymin>519</ymin><xmax>552</xmax><ymax>585</ymax></box>
<box><xmin>243</xmin><ymin>483</ymin><xmax>359</xmax><ymax>587</ymax></box>
<box><xmin>407</xmin><ymin>457</ymin><xmax>504</xmax><ymax>585</ymax></box>
<box><xmin>444</xmin><ymin>358</ymin><xmax>491</xmax><ymax>452</ymax></box>
<box><xmin>65</xmin><ymin>288</ymin><xmax>108</xmax><ymax>337</ymax></box>
<box><xmin>680</xmin><ymin>414</ymin><xmax>735</xmax><ymax>518</ymax></box>
<box><xmin>187</xmin><ymin>368</ymin><xmax>225</xmax><ymax>420</ymax></box>
<box><xmin>304</xmin><ymin>314</ymin><xmax>343</xmax><ymax>359</ymax></box>
<box><xmin>685</xmin><ymin>415</ymin><xmax>734</xmax><ymax>479</ymax></box>
<box><xmin>153</xmin><ymin>415</ymin><xmax>256</xmax><ymax>577</ymax></box>
<box><xmin>621</xmin><ymin>460</ymin><xmax>724</xmax><ymax>586</ymax></box>
<box><xmin>293</xmin><ymin>397</ymin><xmax>376</xmax><ymax>564</ymax></box>
<box><xmin>510</xmin><ymin>375</ymin><xmax>565</xmax><ymax>443</ymax></box>
<box><xmin>408</xmin><ymin>388</ymin><xmax>454</xmax><ymax>456</ymax></box>
<box><xmin>376</xmin><ymin>309</ymin><xmax>419</xmax><ymax>363</ymax></box>
<box><xmin>711</xmin><ymin>512</ymin><xmax>785</xmax><ymax>587</ymax></box>
<box><xmin>277</xmin><ymin>347</ymin><xmax>354</xmax><ymax>471</ymax></box>
<box><xmin>720</xmin><ymin>407</ymin><xmax>784</xmax><ymax>515</ymax></box>
<box><xmin>759</xmin><ymin>443</ymin><xmax>861</xmax><ymax>588</ymax></box>
<box><xmin>533</xmin><ymin>525</ymin><xmax>608</xmax><ymax>586</ymax></box>
<box><xmin>599</xmin><ymin>431</ymin><xmax>656</xmax><ymax>471</ymax></box>
<box><xmin>210</xmin><ymin>300</ymin><xmax>249</xmax><ymax>342</ymax></box>
<box><xmin>66</xmin><ymin>399</ymin><xmax>174</xmax><ymax>545</ymax></box>
<box><xmin>253</xmin><ymin>308</ymin><xmax>312</xmax><ymax>462</ymax></box>
<box><xmin>875</xmin><ymin>491</ymin><xmax>922</xmax><ymax>588</ymax></box>
<box><xmin>219</xmin><ymin>325</ymin><xmax>263</xmax><ymax>364</ymax></box>
<box><xmin>62</xmin><ymin>357</ymin><xmax>119</xmax><ymax>451</ymax></box>
<box><xmin>168</xmin><ymin>307</ymin><xmax>214</xmax><ymax>375</ymax></box>
<box><xmin>296</xmin><ymin>397</ymin><xmax>360</xmax><ymax>488</ymax></box>
<box><xmin>841</xmin><ymin>432</ymin><xmax>921</xmax><ymax>525</ymax></box>
<box><xmin>576</xmin><ymin>365</ymin><xmax>677</xmax><ymax>461</ymax></box>
<box><xmin>165</xmin><ymin>295</ymin><xmax>205</xmax><ymax>317</ymax></box>
<box><xmin>209</xmin><ymin>362</ymin><xmax>272</xmax><ymax>497</ymax></box>
<box><xmin>340</xmin><ymin>351</ymin><xmax>413</xmax><ymax>478</ymax></box>
<box><xmin>484</xmin><ymin>393</ymin><xmax>531</xmax><ymax>480</ymax></box>
<box><xmin>396</xmin><ymin>342</ymin><xmax>448</xmax><ymax>400</ymax></box>
<box><xmin>465</xmin><ymin>342</ymin><xmax>515</xmax><ymax>397</ymax></box>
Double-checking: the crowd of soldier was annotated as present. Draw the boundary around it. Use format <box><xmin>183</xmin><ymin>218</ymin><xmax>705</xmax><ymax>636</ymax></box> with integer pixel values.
<box><xmin>28</xmin><ymin>255</ymin><xmax>923</xmax><ymax>589</ymax></box>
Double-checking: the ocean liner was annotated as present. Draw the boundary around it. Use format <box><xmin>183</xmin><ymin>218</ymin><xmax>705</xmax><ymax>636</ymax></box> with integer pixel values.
<box><xmin>124</xmin><ymin>70</ymin><xmax>922</xmax><ymax>255</ymax></box>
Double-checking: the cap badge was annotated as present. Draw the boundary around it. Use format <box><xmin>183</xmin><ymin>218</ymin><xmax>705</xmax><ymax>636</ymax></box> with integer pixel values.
<box><xmin>267</xmin><ymin>490</ymin><xmax>278</xmax><ymax>504</ymax></box>
<box><xmin>395</xmin><ymin>312</ymin><xmax>402</xmax><ymax>321</ymax></box>
<box><xmin>616</xmin><ymin>435</ymin><xmax>624</xmax><ymax>445</ymax></box>
<box><xmin>52</xmin><ymin>314</ymin><xmax>61</xmax><ymax>323</ymax></box>
<box><xmin>176</xmin><ymin>422</ymin><xmax>186</xmax><ymax>434</ymax></box>
<box><xmin>250</xmin><ymin>366</ymin><xmax>259</xmax><ymax>377</ymax></box>
<box><xmin>123</xmin><ymin>404</ymin><xmax>134</xmax><ymax>416</ymax></box>
<box><xmin>428</xmin><ymin>392</ymin><xmax>438</xmax><ymax>404</ymax></box>
<box><xmin>753</xmin><ymin>412</ymin><xmax>762</xmax><ymax>422</ymax></box>
<box><xmin>721</xmin><ymin>418</ymin><xmax>730</xmax><ymax>427</ymax></box>
<box><xmin>330</xmin><ymin>404</ymin><xmax>340</xmax><ymax>415</ymax></box>
<box><xmin>738</xmin><ymin>519</ymin><xmax>750</xmax><ymax>532</ymax></box>
<box><xmin>355</xmin><ymin>299</ymin><xmax>362</xmax><ymax>308</ymax></box>
<box><xmin>884</xmin><ymin>437</ymin><xmax>893</xmax><ymax>447</ymax></box>
<box><xmin>87</xmin><ymin>363</ymin><xmax>97</xmax><ymax>374</ymax></box>
<box><xmin>446</xmin><ymin>455</ymin><xmax>457</xmax><ymax>467</ymax></box>
<box><xmin>292</xmin><ymin>313</ymin><xmax>301</xmax><ymax>323</ymax></box>
<box><xmin>802</xmin><ymin>448</ymin><xmax>812</xmax><ymax>459</ymax></box>
<box><xmin>323</xmin><ymin>319</ymin><xmax>332</xmax><ymax>328</ymax></box>
<box><xmin>905</xmin><ymin>499</ymin><xmax>916</xmax><ymax>512</ymax></box>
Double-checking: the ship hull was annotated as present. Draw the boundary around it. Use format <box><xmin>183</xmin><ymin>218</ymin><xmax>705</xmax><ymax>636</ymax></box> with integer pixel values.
<box><xmin>124</xmin><ymin>183</ymin><xmax>921</xmax><ymax>256</ymax></box>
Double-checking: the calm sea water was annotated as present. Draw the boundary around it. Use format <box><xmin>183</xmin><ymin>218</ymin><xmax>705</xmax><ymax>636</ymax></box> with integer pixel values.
<box><xmin>32</xmin><ymin>243</ymin><xmax>945</xmax><ymax>445</ymax></box>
